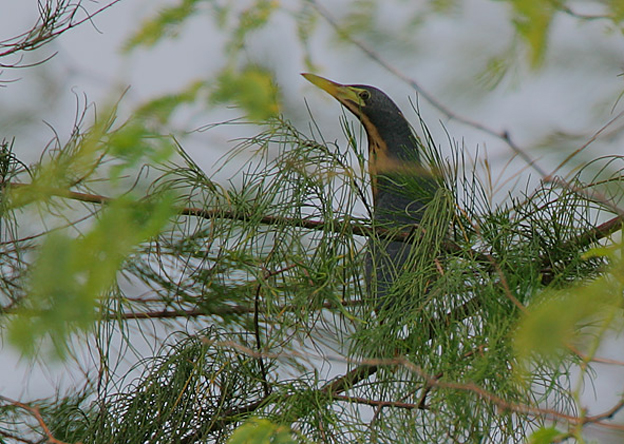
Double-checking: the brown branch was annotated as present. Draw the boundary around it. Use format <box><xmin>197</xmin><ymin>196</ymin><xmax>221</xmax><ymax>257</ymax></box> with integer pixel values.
<box><xmin>181</xmin><ymin>358</ymin><xmax>380</xmax><ymax>443</ymax></box>
<box><xmin>0</xmin><ymin>397</ymin><xmax>72</xmax><ymax>444</ymax></box>
<box><xmin>331</xmin><ymin>394</ymin><xmax>424</xmax><ymax>410</ymax></box>
<box><xmin>113</xmin><ymin>307</ymin><xmax>245</xmax><ymax>320</ymax></box>
<box><xmin>0</xmin><ymin>429</ymin><xmax>37</xmax><ymax>444</ymax></box>
<box><xmin>538</xmin><ymin>213</ymin><xmax>624</xmax><ymax>285</ymax></box>
<box><xmin>14</xmin><ymin>181</ymin><xmax>622</xmax><ymax>273</ymax></box>
<box><xmin>7</xmin><ymin>182</ymin><xmax>488</xmax><ymax>263</ymax></box>
<box><xmin>562</xmin><ymin>213</ymin><xmax>624</xmax><ymax>251</ymax></box>
<box><xmin>193</xmin><ymin>297</ymin><xmax>486</xmax><ymax>435</ymax></box>
<box><xmin>109</xmin><ymin>299</ymin><xmax>364</xmax><ymax>321</ymax></box>
<box><xmin>394</xmin><ymin>358</ymin><xmax>624</xmax><ymax>431</ymax></box>
<box><xmin>426</xmin><ymin>296</ymin><xmax>483</xmax><ymax>340</ymax></box>
<box><xmin>0</xmin><ymin>0</ymin><xmax>123</xmax><ymax>63</ymax></box>
<box><xmin>186</xmin><ymin>295</ymin><xmax>487</xmax><ymax>437</ymax></box>
<box><xmin>180</xmin><ymin>396</ymin><xmax>270</xmax><ymax>444</ymax></box>
<box><xmin>585</xmin><ymin>399</ymin><xmax>624</xmax><ymax>424</ymax></box>
<box><xmin>320</xmin><ymin>363</ymin><xmax>379</xmax><ymax>397</ymax></box>
<box><xmin>189</xmin><ymin>342</ymin><xmax>624</xmax><ymax>438</ymax></box>
<box><xmin>8</xmin><ymin>183</ymin><xmax>112</xmax><ymax>204</ymax></box>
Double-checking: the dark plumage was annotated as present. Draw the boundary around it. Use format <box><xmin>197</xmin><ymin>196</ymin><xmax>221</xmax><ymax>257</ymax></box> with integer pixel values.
<box><xmin>302</xmin><ymin>73</ymin><xmax>439</xmax><ymax>309</ymax></box>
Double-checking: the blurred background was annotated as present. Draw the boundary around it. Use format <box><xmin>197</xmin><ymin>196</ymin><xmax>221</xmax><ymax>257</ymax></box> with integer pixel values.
<box><xmin>2</xmin><ymin>0</ymin><xmax>624</xmax><ymax>441</ymax></box>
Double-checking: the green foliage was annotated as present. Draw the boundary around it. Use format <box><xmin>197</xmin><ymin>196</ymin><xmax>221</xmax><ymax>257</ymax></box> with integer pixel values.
<box><xmin>135</xmin><ymin>80</ymin><xmax>205</xmax><ymax>124</ymax></box>
<box><xmin>477</xmin><ymin>54</ymin><xmax>513</xmax><ymax>90</ymax></box>
<box><xmin>340</xmin><ymin>0</ymin><xmax>377</xmax><ymax>38</ymax></box>
<box><xmin>507</xmin><ymin>0</ymin><xmax>555</xmax><ymax>67</ymax></box>
<box><xmin>228</xmin><ymin>0</ymin><xmax>279</xmax><ymax>53</ymax></box>
<box><xmin>527</xmin><ymin>426</ymin><xmax>565</xmax><ymax>444</ymax></box>
<box><xmin>295</xmin><ymin>4</ymin><xmax>319</xmax><ymax>73</ymax></box>
<box><xmin>514</xmin><ymin>245</ymin><xmax>624</xmax><ymax>367</ymax></box>
<box><xmin>105</xmin><ymin>119</ymin><xmax>176</xmax><ymax>179</ymax></box>
<box><xmin>5</xmin><ymin>1</ymin><xmax>624</xmax><ymax>443</ymax></box>
<box><xmin>8</xmin><ymin>105</ymin><xmax>176</xmax><ymax>205</ymax></box>
<box><xmin>124</xmin><ymin>0</ymin><xmax>280</xmax><ymax>124</ymax></box>
<box><xmin>228</xmin><ymin>419</ymin><xmax>296</xmax><ymax>444</ymax></box>
<box><xmin>210</xmin><ymin>66</ymin><xmax>280</xmax><ymax>121</ymax></box>
<box><xmin>7</xmin><ymin>194</ymin><xmax>176</xmax><ymax>358</ymax></box>
<box><xmin>1</xmin><ymin>102</ymin><xmax>181</xmax><ymax>358</ymax></box>
<box><xmin>123</xmin><ymin>0</ymin><xmax>203</xmax><ymax>51</ymax></box>
<box><xmin>429</xmin><ymin>0</ymin><xmax>460</xmax><ymax>13</ymax></box>
<box><xmin>8</xmin><ymin>112</ymin><xmax>116</xmax><ymax>207</ymax></box>
<box><xmin>608</xmin><ymin>0</ymin><xmax>624</xmax><ymax>23</ymax></box>
<box><xmin>90</xmin><ymin>117</ymin><xmax>616</xmax><ymax>442</ymax></box>
<box><xmin>75</xmin><ymin>329</ymin><xmax>280</xmax><ymax>444</ymax></box>
<box><xmin>8</xmin><ymin>232</ymin><xmax>93</xmax><ymax>357</ymax></box>
<box><xmin>2</xmin><ymin>110</ymin><xmax>623</xmax><ymax>441</ymax></box>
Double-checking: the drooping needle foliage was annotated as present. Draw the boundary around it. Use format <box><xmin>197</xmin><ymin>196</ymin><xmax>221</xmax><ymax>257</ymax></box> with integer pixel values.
<box><xmin>1</xmin><ymin>107</ymin><xmax>622</xmax><ymax>443</ymax></box>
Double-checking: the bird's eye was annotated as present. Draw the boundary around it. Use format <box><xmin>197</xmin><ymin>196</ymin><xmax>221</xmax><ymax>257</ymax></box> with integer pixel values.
<box><xmin>358</xmin><ymin>90</ymin><xmax>371</xmax><ymax>101</ymax></box>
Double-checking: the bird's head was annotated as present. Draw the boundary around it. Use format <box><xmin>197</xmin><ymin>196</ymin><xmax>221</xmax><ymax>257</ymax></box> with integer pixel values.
<box><xmin>302</xmin><ymin>73</ymin><xmax>437</xmax><ymax>223</ymax></box>
<box><xmin>302</xmin><ymin>73</ymin><xmax>418</xmax><ymax>165</ymax></box>
<box><xmin>302</xmin><ymin>73</ymin><xmax>405</xmax><ymax>132</ymax></box>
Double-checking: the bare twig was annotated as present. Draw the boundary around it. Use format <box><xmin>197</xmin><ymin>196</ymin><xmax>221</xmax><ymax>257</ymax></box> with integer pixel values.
<box><xmin>0</xmin><ymin>429</ymin><xmax>37</xmax><ymax>444</ymax></box>
<box><xmin>332</xmin><ymin>394</ymin><xmax>425</xmax><ymax>410</ymax></box>
<box><xmin>109</xmin><ymin>298</ymin><xmax>363</xmax><ymax>321</ymax></box>
<box><xmin>0</xmin><ymin>0</ymin><xmax>123</xmax><ymax>67</ymax></box>
<box><xmin>0</xmin><ymin>397</ymin><xmax>72</xmax><ymax>444</ymax></box>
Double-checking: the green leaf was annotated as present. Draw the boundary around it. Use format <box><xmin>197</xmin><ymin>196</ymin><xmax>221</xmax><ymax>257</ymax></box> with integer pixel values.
<box><xmin>508</xmin><ymin>0</ymin><xmax>555</xmax><ymax>67</ymax></box>
<box><xmin>526</xmin><ymin>426</ymin><xmax>565</xmax><ymax>444</ymax></box>
<box><xmin>514</xmin><ymin>270</ymin><xmax>623</xmax><ymax>366</ymax></box>
<box><xmin>8</xmin><ymin>194</ymin><xmax>177</xmax><ymax>359</ymax></box>
<box><xmin>106</xmin><ymin>120</ymin><xmax>175</xmax><ymax>180</ymax></box>
<box><xmin>210</xmin><ymin>65</ymin><xmax>280</xmax><ymax>121</ymax></box>
<box><xmin>238</xmin><ymin>0</ymin><xmax>277</xmax><ymax>32</ymax></box>
<box><xmin>608</xmin><ymin>0</ymin><xmax>624</xmax><ymax>23</ymax></box>
<box><xmin>295</xmin><ymin>4</ymin><xmax>319</xmax><ymax>73</ymax></box>
<box><xmin>135</xmin><ymin>80</ymin><xmax>204</xmax><ymax>124</ymax></box>
<box><xmin>227</xmin><ymin>419</ymin><xmax>296</xmax><ymax>444</ymax></box>
<box><xmin>228</xmin><ymin>0</ymin><xmax>279</xmax><ymax>52</ymax></box>
<box><xmin>123</xmin><ymin>0</ymin><xmax>201</xmax><ymax>52</ymax></box>
<box><xmin>340</xmin><ymin>0</ymin><xmax>376</xmax><ymax>39</ymax></box>
<box><xmin>477</xmin><ymin>55</ymin><xmax>512</xmax><ymax>90</ymax></box>
<box><xmin>8</xmin><ymin>233</ymin><xmax>87</xmax><ymax>358</ymax></box>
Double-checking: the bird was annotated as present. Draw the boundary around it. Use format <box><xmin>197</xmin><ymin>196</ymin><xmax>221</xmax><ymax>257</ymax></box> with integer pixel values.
<box><xmin>302</xmin><ymin>73</ymin><xmax>441</xmax><ymax>312</ymax></box>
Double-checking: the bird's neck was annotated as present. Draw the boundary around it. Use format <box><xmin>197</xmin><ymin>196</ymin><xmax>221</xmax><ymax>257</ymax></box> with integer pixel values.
<box><xmin>367</xmin><ymin>121</ymin><xmax>421</xmax><ymax>180</ymax></box>
<box><xmin>367</xmin><ymin>120</ymin><xmax>433</xmax><ymax>227</ymax></box>
<box><xmin>377</xmin><ymin>115</ymin><xmax>421</xmax><ymax>162</ymax></box>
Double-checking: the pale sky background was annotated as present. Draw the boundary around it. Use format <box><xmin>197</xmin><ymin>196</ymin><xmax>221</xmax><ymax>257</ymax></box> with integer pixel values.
<box><xmin>2</xmin><ymin>0</ymin><xmax>624</xmax><ymax>440</ymax></box>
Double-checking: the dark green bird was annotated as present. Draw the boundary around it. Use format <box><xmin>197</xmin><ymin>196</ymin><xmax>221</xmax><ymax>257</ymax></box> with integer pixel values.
<box><xmin>302</xmin><ymin>73</ymin><xmax>440</xmax><ymax>310</ymax></box>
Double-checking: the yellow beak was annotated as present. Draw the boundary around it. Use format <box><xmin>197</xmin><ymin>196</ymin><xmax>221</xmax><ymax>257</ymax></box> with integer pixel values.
<box><xmin>301</xmin><ymin>73</ymin><xmax>363</xmax><ymax>107</ymax></box>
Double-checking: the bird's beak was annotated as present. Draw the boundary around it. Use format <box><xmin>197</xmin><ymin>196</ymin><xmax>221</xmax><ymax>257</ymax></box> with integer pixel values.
<box><xmin>301</xmin><ymin>73</ymin><xmax>363</xmax><ymax>107</ymax></box>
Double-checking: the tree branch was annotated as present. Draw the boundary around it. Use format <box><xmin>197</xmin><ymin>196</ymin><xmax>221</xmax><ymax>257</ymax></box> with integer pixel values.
<box><xmin>331</xmin><ymin>394</ymin><xmax>424</xmax><ymax>410</ymax></box>
<box><xmin>108</xmin><ymin>300</ymin><xmax>363</xmax><ymax>321</ymax></box>
<box><xmin>0</xmin><ymin>397</ymin><xmax>71</xmax><ymax>444</ymax></box>
<box><xmin>7</xmin><ymin>182</ymin><xmax>487</xmax><ymax>260</ymax></box>
<box><xmin>0</xmin><ymin>0</ymin><xmax>123</xmax><ymax>65</ymax></box>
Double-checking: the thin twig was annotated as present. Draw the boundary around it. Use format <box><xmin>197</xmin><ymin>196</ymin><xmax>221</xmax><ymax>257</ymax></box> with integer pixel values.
<box><xmin>0</xmin><ymin>0</ymin><xmax>123</xmax><ymax>62</ymax></box>
<box><xmin>332</xmin><ymin>394</ymin><xmax>425</xmax><ymax>410</ymax></box>
<box><xmin>108</xmin><ymin>299</ymin><xmax>363</xmax><ymax>321</ymax></box>
<box><xmin>0</xmin><ymin>429</ymin><xmax>37</xmax><ymax>444</ymax></box>
<box><xmin>189</xmin><ymin>343</ymin><xmax>624</xmax><ymax>435</ymax></box>
<box><xmin>6</xmin><ymin>182</ymin><xmax>489</xmax><ymax>261</ymax></box>
<box><xmin>0</xmin><ymin>397</ymin><xmax>71</xmax><ymax>444</ymax></box>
